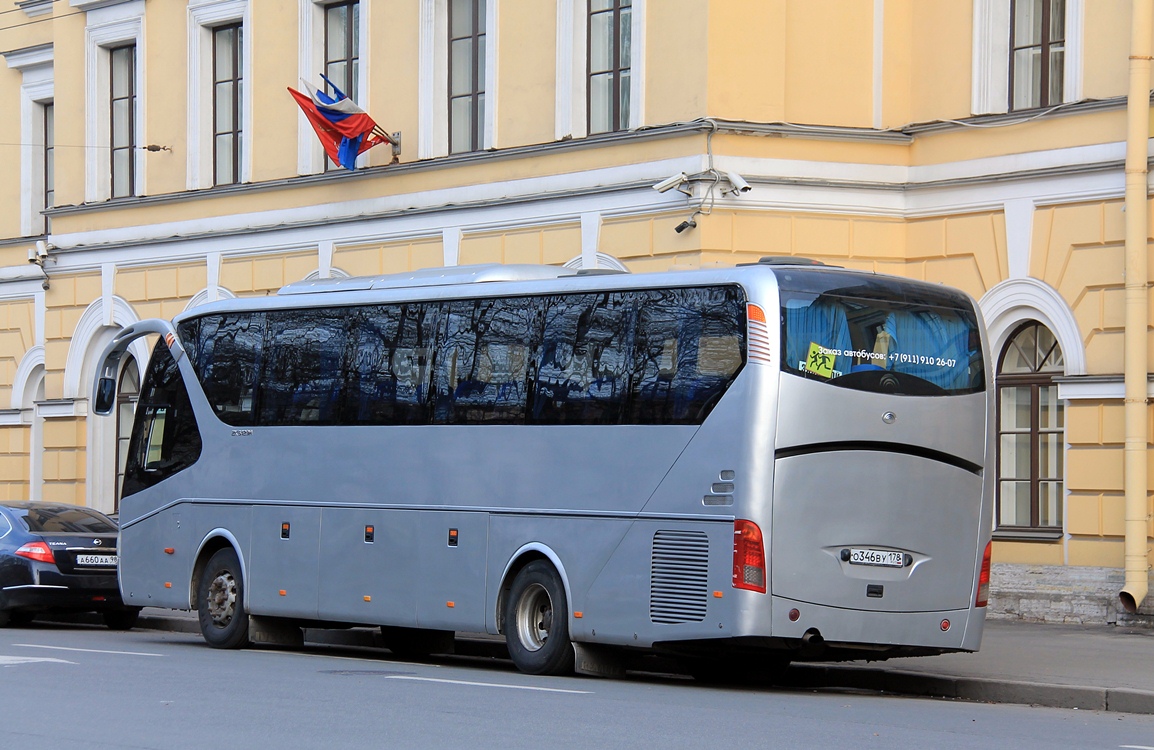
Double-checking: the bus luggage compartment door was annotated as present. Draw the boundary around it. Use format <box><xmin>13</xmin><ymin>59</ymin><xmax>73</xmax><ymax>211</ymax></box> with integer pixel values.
<box><xmin>770</xmin><ymin>450</ymin><xmax>982</xmax><ymax>613</ymax></box>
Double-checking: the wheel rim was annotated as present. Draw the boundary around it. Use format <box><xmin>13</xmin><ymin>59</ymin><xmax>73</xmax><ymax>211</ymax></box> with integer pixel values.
<box><xmin>514</xmin><ymin>582</ymin><xmax>552</xmax><ymax>652</ymax></box>
<box><xmin>206</xmin><ymin>569</ymin><xmax>238</xmax><ymax>628</ymax></box>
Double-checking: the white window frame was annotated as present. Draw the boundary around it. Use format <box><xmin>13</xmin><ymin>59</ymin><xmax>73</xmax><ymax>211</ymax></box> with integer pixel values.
<box><xmin>84</xmin><ymin>2</ymin><xmax>146</xmax><ymax>202</ymax></box>
<box><xmin>188</xmin><ymin>0</ymin><xmax>251</xmax><ymax>190</ymax></box>
<box><xmin>556</xmin><ymin>0</ymin><xmax>644</xmax><ymax>141</ymax></box>
<box><xmin>2</xmin><ymin>44</ymin><xmax>53</xmax><ymax>236</ymax></box>
<box><xmin>972</xmin><ymin>0</ymin><xmax>1083</xmax><ymax>116</ymax></box>
<box><xmin>419</xmin><ymin>0</ymin><xmax>498</xmax><ymax>158</ymax></box>
<box><xmin>298</xmin><ymin>0</ymin><xmax>371</xmax><ymax>174</ymax></box>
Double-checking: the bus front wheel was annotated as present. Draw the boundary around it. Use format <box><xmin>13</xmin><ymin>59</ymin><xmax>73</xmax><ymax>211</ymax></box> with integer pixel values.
<box><xmin>197</xmin><ymin>547</ymin><xmax>250</xmax><ymax>649</ymax></box>
<box><xmin>504</xmin><ymin>561</ymin><xmax>575</xmax><ymax>676</ymax></box>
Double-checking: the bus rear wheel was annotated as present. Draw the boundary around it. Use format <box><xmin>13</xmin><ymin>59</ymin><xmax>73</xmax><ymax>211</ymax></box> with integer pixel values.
<box><xmin>504</xmin><ymin>561</ymin><xmax>575</xmax><ymax>676</ymax></box>
<box><xmin>197</xmin><ymin>547</ymin><xmax>250</xmax><ymax>649</ymax></box>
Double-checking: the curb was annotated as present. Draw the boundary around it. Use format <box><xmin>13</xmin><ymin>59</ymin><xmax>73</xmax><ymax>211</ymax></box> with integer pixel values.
<box><xmin>782</xmin><ymin>664</ymin><xmax>1154</xmax><ymax>715</ymax></box>
<box><xmin>114</xmin><ymin>613</ymin><xmax>1154</xmax><ymax>715</ymax></box>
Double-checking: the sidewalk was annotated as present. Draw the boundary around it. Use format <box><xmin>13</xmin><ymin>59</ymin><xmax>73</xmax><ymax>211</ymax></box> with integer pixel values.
<box><xmin>130</xmin><ymin>608</ymin><xmax>1154</xmax><ymax>714</ymax></box>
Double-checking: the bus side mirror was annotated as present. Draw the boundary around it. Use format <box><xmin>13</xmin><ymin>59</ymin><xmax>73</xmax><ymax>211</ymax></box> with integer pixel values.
<box><xmin>94</xmin><ymin>377</ymin><xmax>117</xmax><ymax>416</ymax></box>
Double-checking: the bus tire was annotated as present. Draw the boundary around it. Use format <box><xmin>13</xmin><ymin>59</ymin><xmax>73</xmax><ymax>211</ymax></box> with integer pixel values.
<box><xmin>504</xmin><ymin>560</ymin><xmax>575</xmax><ymax>676</ymax></box>
<box><xmin>197</xmin><ymin>547</ymin><xmax>250</xmax><ymax>649</ymax></box>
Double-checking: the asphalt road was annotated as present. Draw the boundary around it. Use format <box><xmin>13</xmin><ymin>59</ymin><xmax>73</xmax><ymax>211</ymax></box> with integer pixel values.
<box><xmin>2</xmin><ymin>621</ymin><xmax>1153</xmax><ymax>750</ymax></box>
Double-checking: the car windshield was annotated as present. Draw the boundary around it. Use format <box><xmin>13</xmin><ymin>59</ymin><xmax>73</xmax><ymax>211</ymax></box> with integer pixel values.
<box><xmin>17</xmin><ymin>506</ymin><xmax>117</xmax><ymax>534</ymax></box>
<box><xmin>778</xmin><ymin>269</ymin><xmax>985</xmax><ymax>396</ymax></box>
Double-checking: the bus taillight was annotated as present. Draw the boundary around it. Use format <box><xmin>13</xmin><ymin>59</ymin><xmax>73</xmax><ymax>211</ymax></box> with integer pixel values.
<box><xmin>975</xmin><ymin>541</ymin><xmax>992</xmax><ymax>607</ymax></box>
<box><xmin>733</xmin><ymin>519</ymin><xmax>767</xmax><ymax>593</ymax></box>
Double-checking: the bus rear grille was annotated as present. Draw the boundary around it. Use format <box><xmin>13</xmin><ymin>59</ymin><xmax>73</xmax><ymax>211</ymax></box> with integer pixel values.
<box><xmin>650</xmin><ymin>530</ymin><xmax>709</xmax><ymax>624</ymax></box>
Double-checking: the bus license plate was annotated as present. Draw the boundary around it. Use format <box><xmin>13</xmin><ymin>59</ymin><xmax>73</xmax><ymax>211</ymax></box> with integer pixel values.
<box><xmin>76</xmin><ymin>555</ymin><xmax>117</xmax><ymax>566</ymax></box>
<box><xmin>849</xmin><ymin>548</ymin><xmax>904</xmax><ymax>568</ymax></box>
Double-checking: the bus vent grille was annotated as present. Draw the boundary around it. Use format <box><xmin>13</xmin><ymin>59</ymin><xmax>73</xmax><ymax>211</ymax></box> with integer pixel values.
<box><xmin>650</xmin><ymin>530</ymin><xmax>709</xmax><ymax>624</ymax></box>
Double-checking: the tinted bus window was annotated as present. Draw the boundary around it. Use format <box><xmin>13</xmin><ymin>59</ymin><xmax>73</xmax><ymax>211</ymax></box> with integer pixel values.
<box><xmin>122</xmin><ymin>340</ymin><xmax>202</xmax><ymax>498</ymax></box>
<box><xmin>779</xmin><ymin>270</ymin><xmax>984</xmax><ymax>396</ymax></box>
<box><xmin>630</xmin><ymin>286</ymin><xmax>746</xmax><ymax>424</ymax></box>
<box><xmin>260</xmin><ymin>309</ymin><xmax>349</xmax><ymax>426</ymax></box>
<box><xmin>178</xmin><ymin>285</ymin><xmax>746</xmax><ymax>428</ymax></box>
<box><xmin>530</xmin><ymin>293</ymin><xmax>634</xmax><ymax>425</ymax></box>
<box><xmin>180</xmin><ymin>313</ymin><xmax>264</xmax><ymax>425</ymax></box>
<box><xmin>435</xmin><ymin>298</ymin><xmax>532</xmax><ymax>424</ymax></box>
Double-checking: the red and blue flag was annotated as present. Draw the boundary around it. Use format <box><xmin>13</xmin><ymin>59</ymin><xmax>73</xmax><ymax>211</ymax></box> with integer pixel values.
<box><xmin>288</xmin><ymin>76</ymin><xmax>393</xmax><ymax>170</ymax></box>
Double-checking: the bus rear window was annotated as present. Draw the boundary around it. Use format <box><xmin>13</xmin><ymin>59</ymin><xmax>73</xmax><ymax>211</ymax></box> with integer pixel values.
<box><xmin>779</xmin><ymin>270</ymin><xmax>984</xmax><ymax>396</ymax></box>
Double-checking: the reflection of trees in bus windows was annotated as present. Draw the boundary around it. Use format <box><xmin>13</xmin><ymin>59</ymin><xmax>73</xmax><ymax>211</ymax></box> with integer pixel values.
<box><xmin>176</xmin><ymin>285</ymin><xmax>745</xmax><ymax>429</ymax></box>
<box><xmin>180</xmin><ymin>313</ymin><xmax>264</xmax><ymax>425</ymax></box>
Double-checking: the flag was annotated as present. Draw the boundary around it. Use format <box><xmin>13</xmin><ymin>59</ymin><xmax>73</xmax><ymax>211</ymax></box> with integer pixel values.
<box><xmin>288</xmin><ymin>77</ymin><xmax>393</xmax><ymax>171</ymax></box>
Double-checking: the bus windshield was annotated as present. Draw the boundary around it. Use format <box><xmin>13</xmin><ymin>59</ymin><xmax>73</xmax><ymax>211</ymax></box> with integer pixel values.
<box><xmin>779</xmin><ymin>269</ymin><xmax>984</xmax><ymax>396</ymax></box>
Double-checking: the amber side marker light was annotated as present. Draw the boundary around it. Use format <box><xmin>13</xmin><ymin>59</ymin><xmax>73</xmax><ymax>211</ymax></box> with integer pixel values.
<box><xmin>940</xmin><ymin>619</ymin><xmax>951</xmax><ymax>632</ymax></box>
<box><xmin>164</xmin><ymin>548</ymin><xmax>175</xmax><ymax>555</ymax></box>
<box><xmin>279</xmin><ymin>589</ymin><xmax>287</xmax><ymax>597</ymax></box>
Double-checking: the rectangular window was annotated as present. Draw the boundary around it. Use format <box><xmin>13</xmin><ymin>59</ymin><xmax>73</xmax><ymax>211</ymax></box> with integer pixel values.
<box><xmin>588</xmin><ymin>0</ymin><xmax>631</xmax><ymax>134</ymax></box>
<box><xmin>110</xmin><ymin>44</ymin><xmax>136</xmax><ymax>198</ymax></box>
<box><xmin>43</xmin><ymin>102</ymin><xmax>54</xmax><ymax>232</ymax></box>
<box><xmin>324</xmin><ymin>0</ymin><xmax>359</xmax><ymax>171</ymax></box>
<box><xmin>1010</xmin><ymin>0</ymin><xmax>1064</xmax><ymax>110</ymax></box>
<box><xmin>213</xmin><ymin>24</ymin><xmax>243</xmax><ymax>186</ymax></box>
<box><xmin>448</xmin><ymin>0</ymin><xmax>486</xmax><ymax>154</ymax></box>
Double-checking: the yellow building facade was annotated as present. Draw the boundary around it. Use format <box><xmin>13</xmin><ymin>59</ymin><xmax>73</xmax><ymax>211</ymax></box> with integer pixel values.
<box><xmin>0</xmin><ymin>0</ymin><xmax>1151</xmax><ymax>623</ymax></box>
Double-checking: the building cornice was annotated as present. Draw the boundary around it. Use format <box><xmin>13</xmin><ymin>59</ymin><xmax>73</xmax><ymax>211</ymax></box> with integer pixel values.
<box><xmin>1</xmin><ymin>43</ymin><xmax>53</xmax><ymax>71</ymax></box>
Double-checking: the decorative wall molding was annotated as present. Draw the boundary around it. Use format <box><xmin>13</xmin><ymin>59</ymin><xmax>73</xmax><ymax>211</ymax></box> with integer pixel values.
<box><xmin>979</xmin><ymin>277</ymin><xmax>1086</xmax><ymax>377</ymax></box>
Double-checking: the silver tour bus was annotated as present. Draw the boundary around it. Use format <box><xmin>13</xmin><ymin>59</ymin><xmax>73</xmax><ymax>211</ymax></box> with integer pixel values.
<box><xmin>93</xmin><ymin>258</ymin><xmax>994</xmax><ymax>678</ymax></box>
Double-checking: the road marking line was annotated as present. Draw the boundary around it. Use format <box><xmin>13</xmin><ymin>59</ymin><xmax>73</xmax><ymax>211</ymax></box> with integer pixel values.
<box><xmin>385</xmin><ymin>675</ymin><xmax>590</xmax><ymax>694</ymax></box>
<box><xmin>14</xmin><ymin>644</ymin><xmax>163</xmax><ymax>657</ymax></box>
<box><xmin>1120</xmin><ymin>746</ymin><xmax>1154</xmax><ymax>749</ymax></box>
<box><xmin>0</xmin><ymin>655</ymin><xmax>75</xmax><ymax>666</ymax></box>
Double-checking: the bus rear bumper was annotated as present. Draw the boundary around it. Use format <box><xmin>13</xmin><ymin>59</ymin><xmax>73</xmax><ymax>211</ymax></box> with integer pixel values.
<box><xmin>761</xmin><ymin>595</ymin><xmax>987</xmax><ymax>659</ymax></box>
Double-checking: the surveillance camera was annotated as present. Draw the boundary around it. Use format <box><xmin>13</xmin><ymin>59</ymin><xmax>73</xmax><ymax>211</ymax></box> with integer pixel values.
<box><xmin>36</xmin><ymin>241</ymin><xmax>49</xmax><ymax>259</ymax></box>
<box><xmin>652</xmin><ymin>172</ymin><xmax>688</xmax><ymax>194</ymax></box>
<box><xmin>674</xmin><ymin>219</ymin><xmax>697</xmax><ymax>234</ymax></box>
<box><xmin>28</xmin><ymin>248</ymin><xmax>38</xmax><ymax>263</ymax></box>
<box><xmin>726</xmin><ymin>171</ymin><xmax>752</xmax><ymax>194</ymax></box>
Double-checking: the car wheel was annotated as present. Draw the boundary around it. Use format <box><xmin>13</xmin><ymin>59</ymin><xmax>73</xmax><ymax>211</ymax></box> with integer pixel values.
<box><xmin>102</xmin><ymin>607</ymin><xmax>141</xmax><ymax>631</ymax></box>
<box><xmin>196</xmin><ymin>547</ymin><xmax>250</xmax><ymax>649</ymax></box>
<box><xmin>0</xmin><ymin>609</ymin><xmax>10</xmax><ymax>628</ymax></box>
<box><xmin>504</xmin><ymin>560</ymin><xmax>575</xmax><ymax>676</ymax></box>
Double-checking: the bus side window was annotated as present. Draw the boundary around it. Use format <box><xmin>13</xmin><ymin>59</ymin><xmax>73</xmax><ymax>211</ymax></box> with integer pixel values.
<box><xmin>259</xmin><ymin>309</ymin><xmax>348</xmax><ymax>426</ymax></box>
<box><xmin>122</xmin><ymin>340</ymin><xmax>202</xmax><ymax>498</ymax></box>
<box><xmin>434</xmin><ymin>298</ymin><xmax>531</xmax><ymax>424</ymax></box>
<box><xmin>181</xmin><ymin>313</ymin><xmax>264</xmax><ymax>426</ymax></box>
<box><xmin>529</xmin><ymin>293</ymin><xmax>632</xmax><ymax>425</ymax></box>
<box><xmin>630</xmin><ymin>287</ymin><xmax>745</xmax><ymax>424</ymax></box>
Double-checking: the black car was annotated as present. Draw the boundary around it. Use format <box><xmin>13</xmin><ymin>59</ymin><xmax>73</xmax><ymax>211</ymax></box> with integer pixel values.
<box><xmin>0</xmin><ymin>502</ymin><xmax>141</xmax><ymax>630</ymax></box>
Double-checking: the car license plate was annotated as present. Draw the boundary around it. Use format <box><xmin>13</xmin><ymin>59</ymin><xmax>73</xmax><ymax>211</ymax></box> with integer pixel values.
<box><xmin>75</xmin><ymin>554</ymin><xmax>118</xmax><ymax>566</ymax></box>
<box><xmin>849</xmin><ymin>548</ymin><xmax>904</xmax><ymax>568</ymax></box>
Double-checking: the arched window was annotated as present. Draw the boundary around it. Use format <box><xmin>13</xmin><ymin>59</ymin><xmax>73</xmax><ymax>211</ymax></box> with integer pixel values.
<box><xmin>996</xmin><ymin>321</ymin><xmax>1065</xmax><ymax>534</ymax></box>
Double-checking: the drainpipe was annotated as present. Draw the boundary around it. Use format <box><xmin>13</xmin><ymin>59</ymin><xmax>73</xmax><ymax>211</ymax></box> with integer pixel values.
<box><xmin>1120</xmin><ymin>0</ymin><xmax>1153</xmax><ymax>615</ymax></box>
